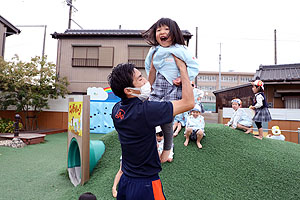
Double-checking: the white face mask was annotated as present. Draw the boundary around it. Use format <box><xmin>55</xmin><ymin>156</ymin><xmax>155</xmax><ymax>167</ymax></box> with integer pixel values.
<box><xmin>127</xmin><ymin>82</ymin><xmax>151</xmax><ymax>101</ymax></box>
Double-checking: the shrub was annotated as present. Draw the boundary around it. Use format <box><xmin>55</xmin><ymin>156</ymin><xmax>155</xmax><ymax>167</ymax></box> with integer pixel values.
<box><xmin>0</xmin><ymin>118</ymin><xmax>23</xmax><ymax>133</ymax></box>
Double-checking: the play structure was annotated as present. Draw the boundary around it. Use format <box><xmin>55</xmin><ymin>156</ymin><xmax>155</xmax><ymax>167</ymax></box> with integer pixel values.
<box><xmin>88</xmin><ymin>87</ymin><xmax>120</xmax><ymax>134</ymax></box>
<box><xmin>67</xmin><ymin>96</ymin><xmax>105</xmax><ymax>186</ymax></box>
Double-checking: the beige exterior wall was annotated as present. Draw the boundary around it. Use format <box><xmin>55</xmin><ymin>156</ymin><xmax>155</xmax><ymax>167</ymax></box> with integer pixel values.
<box><xmin>0</xmin><ymin>23</ymin><xmax>6</xmax><ymax>57</ymax></box>
<box><xmin>196</xmin><ymin>71</ymin><xmax>254</xmax><ymax>103</ymax></box>
<box><xmin>57</xmin><ymin>38</ymin><xmax>149</xmax><ymax>93</ymax></box>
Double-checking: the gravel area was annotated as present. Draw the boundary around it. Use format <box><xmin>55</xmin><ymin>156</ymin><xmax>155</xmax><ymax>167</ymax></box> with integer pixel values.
<box><xmin>0</xmin><ymin>138</ymin><xmax>26</xmax><ymax>148</ymax></box>
<box><xmin>0</xmin><ymin>140</ymin><xmax>12</xmax><ymax>146</ymax></box>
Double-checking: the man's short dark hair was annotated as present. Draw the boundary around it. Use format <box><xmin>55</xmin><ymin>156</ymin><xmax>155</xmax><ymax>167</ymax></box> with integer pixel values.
<box><xmin>108</xmin><ymin>63</ymin><xmax>135</xmax><ymax>99</ymax></box>
<box><xmin>78</xmin><ymin>192</ymin><xmax>97</xmax><ymax>200</ymax></box>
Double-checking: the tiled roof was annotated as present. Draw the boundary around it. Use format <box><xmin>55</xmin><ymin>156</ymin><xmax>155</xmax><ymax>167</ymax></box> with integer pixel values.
<box><xmin>254</xmin><ymin>63</ymin><xmax>300</xmax><ymax>82</ymax></box>
<box><xmin>0</xmin><ymin>15</ymin><xmax>20</xmax><ymax>36</ymax></box>
<box><xmin>51</xmin><ymin>29</ymin><xmax>192</xmax><ymax>39</ymax></box>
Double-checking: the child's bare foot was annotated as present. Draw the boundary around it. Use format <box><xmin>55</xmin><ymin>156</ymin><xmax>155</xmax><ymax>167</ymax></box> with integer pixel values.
<box><xmin>112</xmin><ymin>187</ymin><xmax>117</xmax><ymax>198</ymax></box>
<box><xmin>184</xmin><ymin>139</ymin><xmax>189</xmax><ymax>146</ymax></box>
<box><xmin>173</xmin><ymin>132</ymin><xmax>178</xmax><ymax>137</ymax></box>
<box><xmin>197</xmin><ymin>142</ymin><xmax>202</xmax><ymax>149</ymax></box>
<box><xmin>245</xmin><ymin>129</ymin><xmax>251</xmax><ymax>134</ymax></box>
<box><xmin>254</xmin><ymin>135</ymin><xmax>263</xmax><ymax>140</ymax></box>
<box><xmin>167</xmin><ymin>158</ymin><xmax>173</xmax><ymax>162</ymax></box>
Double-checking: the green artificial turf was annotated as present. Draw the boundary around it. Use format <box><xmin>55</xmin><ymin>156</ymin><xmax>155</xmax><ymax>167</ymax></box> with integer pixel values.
<box><xmin>1</xmin><ymin>124</ymin><xmax>300</xmax><ymax>200</ymax></box>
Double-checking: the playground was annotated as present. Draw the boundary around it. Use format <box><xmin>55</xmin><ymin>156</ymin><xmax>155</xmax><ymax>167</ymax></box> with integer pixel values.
<box><xmin>1</xmin><ymin>124</ymin><xmax>300</xmax><ymax>200</ymax></box>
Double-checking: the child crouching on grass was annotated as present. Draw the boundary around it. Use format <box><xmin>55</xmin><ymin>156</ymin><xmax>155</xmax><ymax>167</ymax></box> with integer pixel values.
<box><xmin>184</xmin><ymin>105</ymin><xmax>205</xmax><ymax>149</ymax></box>
<box><xmin>225</xmin><ymin>98</ymin><xmax>252</xmax><ymax>133</ymax></box>
<box><xmin>156</xmin><ymin>126</ymin><xmax>174</xmax><ymax>162</ymax></box>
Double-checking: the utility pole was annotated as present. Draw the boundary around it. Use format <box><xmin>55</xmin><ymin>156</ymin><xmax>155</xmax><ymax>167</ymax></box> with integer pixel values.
<box><xmin>195</xmin><ymin>27</ymin><xmax>198</xmax><ymax>58</ymax></box>
<box><xmin>16</xmin><ymin>25</ymin><xmax>47</xmax><ymax>59</ymax></box>
<box><xmin>66</xmin><ymin>0</ymin><xmax>81</xmax><ymax>29</ymax></box>
<box><xmin>68</xmin><ymin>0</ymin><xmax>73</xmax><ymax>29</ymax></box>
<box><xmin>218</xmin><ymin>43</ymin><xmax>222</xmax><ymax>90</ymax></box>
<box><xmin>274</xmin><ymin>29</ymin><xmax>277</xmax><ymax>65</ymax></box>
<box><xmin>195</xmin><ymin>27</ymin><xmax>198</xmax><ymax>87</ymax></box>
<box><xmin>42</xmin><ymin>25</ymin><xmax>47</xmax><ymax>59</ymax></box>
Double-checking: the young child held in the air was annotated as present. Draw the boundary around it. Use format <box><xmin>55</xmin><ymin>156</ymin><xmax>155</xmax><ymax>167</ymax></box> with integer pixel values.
<box><xmin>143</xmin><ymin>17</ymin><xmax>199</xmax><ymax>159</ymax></box>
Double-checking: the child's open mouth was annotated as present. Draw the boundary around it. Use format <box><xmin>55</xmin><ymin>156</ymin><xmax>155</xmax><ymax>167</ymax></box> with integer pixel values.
<box><xmin>160</xmin><ymin>36</ymin><xmax>168</xmax><ymax>41</ymax></box>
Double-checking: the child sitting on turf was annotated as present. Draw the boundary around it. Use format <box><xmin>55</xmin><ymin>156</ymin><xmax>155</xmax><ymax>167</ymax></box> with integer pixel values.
<box><xmin>266</xmin><ymin>126</ymin><xmax>285</xmax><ymax>141</ymax></box>
<box><xmin>173</xmin><ymin>111</ymin><xmax>188</xmax><ymax>137</ymax></box>
<box><xmin>225</xmin><ymin>98</ymin><xmax>252</xmax><ymax>133</ymax></box>
<box><xmin>156</xmin><ymin>126</ymin><xmax>174</xmax><ymax>162</ymax></box>
<box><xmin>184</xmin><ymin>104</ymin><xmax>205</xmax><ymax>149</ymax></box>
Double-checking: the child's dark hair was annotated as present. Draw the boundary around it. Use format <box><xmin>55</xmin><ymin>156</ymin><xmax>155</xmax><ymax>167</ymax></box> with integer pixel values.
<box><xmin>108</xmin><ymin>63</ymin><xmax>135</xmax><ymax>99</ymax></box>
<box><xmin>78</xmin><ymin>192</ymin><xmax>97</xmax><ymax>200</ymax></box>
<box><xmin>156</xmin><ymin>131</ymin><xmax>163</xmax><ymax>137</ymax></box>
<box><xmin>255</xmin><ymin>85</ymin><xmax>264</xmax><ymax>92</ymax></box>
<box><xmin>142</xmin><ymin>18</ymin><xmax>185</xmax><ymax>46</ymax></box>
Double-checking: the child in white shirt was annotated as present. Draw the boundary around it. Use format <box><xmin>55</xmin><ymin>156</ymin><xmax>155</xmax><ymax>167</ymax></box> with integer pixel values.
<box><xmin>267</xmin><ymin>126</ymin><xmax>285</xmax><ymax>141</ymax></box>
<box><xmin>225</xmin><ymin>98</ymin><xmax>252</xmax><ymax>133</ymax></box>
<box><xmin>184</xmin><ymin>105</ymin><xmax>205</xmax><ymax>149</ymax></box>
<box><xmin>156</xmin><ymin>126</ymin><xmax>174</xmax><ymax>162</ymax></box>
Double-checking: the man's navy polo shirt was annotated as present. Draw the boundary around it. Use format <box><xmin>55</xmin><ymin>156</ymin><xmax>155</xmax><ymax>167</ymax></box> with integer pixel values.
<box><xmin>112</xmin><ymin>97</ymin><xmax>173</xmax><ymax>178</ymax></box>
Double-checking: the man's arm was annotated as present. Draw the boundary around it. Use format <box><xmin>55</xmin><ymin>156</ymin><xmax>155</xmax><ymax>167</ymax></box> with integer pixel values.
<box><xmin>171</xmin><ymin>56</ymin><xmax>195</xmax><ymax>116</ymax></box>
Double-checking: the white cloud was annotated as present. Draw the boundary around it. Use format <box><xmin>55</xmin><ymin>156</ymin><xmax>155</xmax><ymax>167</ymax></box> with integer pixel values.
<box><xmin>87</xmin><ymin>87</ymin><xmax>108</xmax><ymax>101</ymax></box>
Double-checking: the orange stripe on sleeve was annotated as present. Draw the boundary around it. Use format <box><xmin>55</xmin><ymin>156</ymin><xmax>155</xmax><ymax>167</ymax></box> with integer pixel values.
<box><xmin>152</xmin><ymin>179</ymin><xmax>166</xmax><ymax>200</ymax></box>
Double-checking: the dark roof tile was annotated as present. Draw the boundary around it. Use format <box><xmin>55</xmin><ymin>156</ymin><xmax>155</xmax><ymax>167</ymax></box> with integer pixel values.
<box><xmin>52</xmin><ymin>29</ymin><xmax>192</xmax><ymax>39</ymax></box>
<box><xmin>0</xmin><ymin>15</ymin><xmax>20</xmax><ymax>36</ymax></box>
<box><xmin>254</xmin><ymin>63</ymin><xmax>300</xmax><ymax>82</ymax></box>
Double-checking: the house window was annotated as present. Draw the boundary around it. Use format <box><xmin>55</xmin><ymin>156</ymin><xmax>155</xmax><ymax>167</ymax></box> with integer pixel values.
<box><xmin>221</xmin><ymin>86</ymin><xmax>230</xmax><ymax>90</ymax></box>
<box><xmin>197</xmin><ymin>75</ymin><xmax>217</xmax><ymax>82</ymax></box>
<box><xmin>199</xmin><ymin>85</ymin><xmax>216</xmax><ymax>91</ymax></box>
<box><xmin>221</xmin><ymin>76</ymin><xmax>237</xmax><ymax>82</ymax></box>
<box><xmin>128</xmin><ymin>45</ymin><xmax>150</xmax><ymax>68</ymax></box>
<box><xmin>72</xmin><ymin>46</ymin><xmax>114</xmax><ymax>67</ymax></box>
<box><xmin>240</xmin><ymin>76</ymin><xmax>252</xmax><ymax>82</ymax></box>
<box><xmin>202</xmin><ymin>96</ymin><xmax>216</xmax><ymax>102</ymax></box>
<box><xmin>284</xmin><ymin>96</ymin><xmax>300</xmax><ymax>109</ymax></box>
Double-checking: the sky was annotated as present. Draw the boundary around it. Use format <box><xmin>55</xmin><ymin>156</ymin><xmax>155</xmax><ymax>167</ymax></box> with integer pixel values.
<box><xmin>2</xmin><ymin>0</ymin><xmax>300</xmax><ymax>73</ymax></box>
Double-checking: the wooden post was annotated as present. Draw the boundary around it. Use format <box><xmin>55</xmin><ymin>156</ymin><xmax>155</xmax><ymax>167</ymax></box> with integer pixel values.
<box><xmin>298</xmin><ymin>128</ymin><xmax>300</xmax><ymax>144</ymax></box>
<box><xmin>81</xmin><ymin>95</ymin><xmax>90</xmax><ymax>185</ymax></box>
<box><xmin>67</xmin><ymin>96</ymin><xmax>91</xmax><ymax>186</ymax></box>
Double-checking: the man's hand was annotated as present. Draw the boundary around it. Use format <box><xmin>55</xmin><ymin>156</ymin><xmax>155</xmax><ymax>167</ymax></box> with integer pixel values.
<box><xmin>173</xmin><ymin>77</ymin><xmax>181</xmax><ymax>86</ymax></box>
<box><xmin>160</xmin><ymin>150</ymin><xmax>171</xmax><ymax>163</ymax></box>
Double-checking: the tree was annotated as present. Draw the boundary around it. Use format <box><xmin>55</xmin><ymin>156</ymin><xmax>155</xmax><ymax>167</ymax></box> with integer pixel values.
<box><xmin>0</xmin><ymin>56</ymin><xmax>69</xmax><ymax>130</ymax></box>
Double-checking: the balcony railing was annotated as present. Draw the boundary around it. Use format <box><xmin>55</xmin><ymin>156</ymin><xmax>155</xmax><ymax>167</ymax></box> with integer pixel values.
<box><xmin>128</xmin><ymin>59</ymin><xmax>145</xmax><ymax>69</ymax></box>
<box><xmin>72</xmin><ymin>58</ymin><xmax>99</xmax><ymax>67</ymax></box>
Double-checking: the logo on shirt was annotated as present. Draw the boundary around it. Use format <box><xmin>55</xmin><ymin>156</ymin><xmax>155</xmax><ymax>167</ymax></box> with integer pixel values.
<box><xmin>165</xmin><ymin>57</ymin><xmax>174</xmax><ymax>63</ymax></box>
<box><xmin>115</xmin><ymin>109</ymin><xmax>125</xmax><ymax>120</ymax></box>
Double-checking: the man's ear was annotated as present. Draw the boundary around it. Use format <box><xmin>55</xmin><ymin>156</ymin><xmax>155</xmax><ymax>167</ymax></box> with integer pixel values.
<box><xmin>124</xmin><ymin>88</ymin><xmax>132</xmax><ymax>96</ymax></box>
